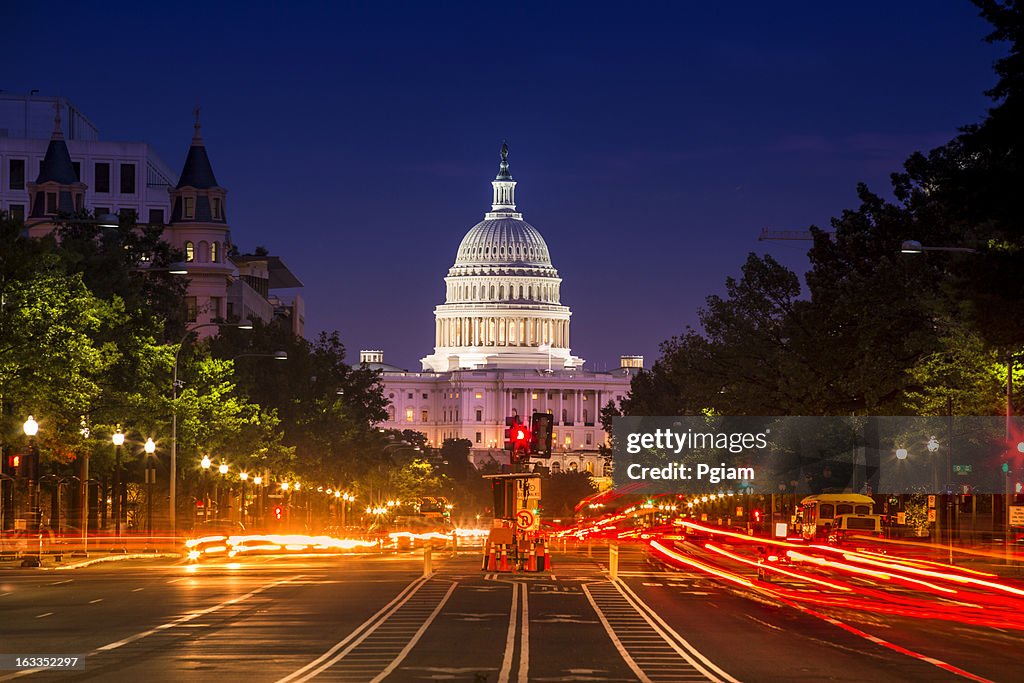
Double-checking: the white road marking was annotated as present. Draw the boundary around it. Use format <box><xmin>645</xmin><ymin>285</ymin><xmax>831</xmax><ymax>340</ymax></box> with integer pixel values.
<box><xmin>97</xmin><ymin>575</ymin><xmax>302</xmax><ymax>651</ymax></box>
<box><xmin>369</xmin><ymin>582</ymin><xmax>457</xmax><ymax>683</ymax></box>
<box><xmin>48</xmin><ymin>579</ymin><xmax>73</xmax><ymax>585</ymax></box>
<box><xmin>131</xmin><ymin>587</ymin><xmax>144</xmax><ymax>592</ymax></box>
<box><xmin>498</xmin><ymin>582</ymin><xmax>519</xmax><ymax>683</ymax></box>
<box><xmin>89</xmin><ymin>598</ymin><xmax>103</xmax><ymax>604</ymax></box>
<box><xmin>35</xmin><ymin>612</ymin><xmax>53</xmax><ymax>619</ymax></box>
<box><xmin>518</xmin><ymin>584</ymin><xmax>529</xmax><ymax>683</ymax></box>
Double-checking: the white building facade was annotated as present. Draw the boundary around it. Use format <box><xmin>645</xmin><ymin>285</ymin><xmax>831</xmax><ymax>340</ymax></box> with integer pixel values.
<box><xmin>370</xmin><ymin>145</ymin><xmax>638</xmax><ymax>475</ymax></box>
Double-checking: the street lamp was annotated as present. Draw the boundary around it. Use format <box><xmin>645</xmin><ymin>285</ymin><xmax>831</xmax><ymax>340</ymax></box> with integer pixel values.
<box><xmin>23</xmin><ymin>416</ymin><xmax>39</xmax><ymax>534</ymax></box>
<box><xmin>200</xmin><ymin>455</ymin><xmax>212</xmax><ymax>519</ymax></box>
<box><xmin>144</xmin><ymin>438</ymin><xmax>156</xmax><ymax>539</ymax></box>
<box><xmin>112</xmin><ymin>428</ymin><xmax>125</xmax><ymax>538</ymax></box>
<box><xmin>169</xmin><ymin>321</ymin><xmax>252</xmax><ymax>536</ymax></box>
<box><xmin>239</xmin><ymin>472</ymin><xmax>248</xmax><ymax>526</ymax></box>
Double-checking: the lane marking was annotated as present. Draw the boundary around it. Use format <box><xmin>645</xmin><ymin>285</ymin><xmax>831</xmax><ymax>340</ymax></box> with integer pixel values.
<box><xmin>35</xmin><ymin>612</ymin><xmax>53</xmax><ymax>619</ymax></box>
<box><xmin>517</xmin><ymin>583</ymin><xmax>529</xmax><ymax>683</ymax></box>
<box><xmin>497</xmin><ymin>583</ymin><xmax>519</xmax><ymax>683</ymax></box>
<box><xmin>369</xmin><ymin>582</ymin><xmax>457</xmax><ymax>683</ymax></box>
<box><xmin>97</xmin><ymin>575</ymin><xmax>302</xmax><ymax>652</ymax></box>
<box><xmin>131</xmin><ymin>588</ymin><xmax>144</xmax><ymax>592</ymax></box>
<box><xmin>615</xmin><ymin>580</ymin><xmax>740</xmax><ymax>683</ymax></box>
<box><xmin>49</xmin><ymin>579</ymin><xmax>73</xmax><ymax>586</ymax></box>
<box><xmin>89</xmin><ymin>599</ymin><xmax>103</xmax><ymax>604</ymax></box>
<box><xmin>276</xmin><ymin>575</ymin><xmax>429</xmax><ymax>683</ymax></box>
<box><xmin>581</xmin><ymin>584</ymin><xmax>651</xmax><ymax>683</ymax></box>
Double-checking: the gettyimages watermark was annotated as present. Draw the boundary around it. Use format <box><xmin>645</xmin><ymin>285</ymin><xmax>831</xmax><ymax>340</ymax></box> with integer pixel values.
<box><xmin>612</xmin><ymin>416</ymin><xmax>1024</xmax><ymax>495</ymax></box>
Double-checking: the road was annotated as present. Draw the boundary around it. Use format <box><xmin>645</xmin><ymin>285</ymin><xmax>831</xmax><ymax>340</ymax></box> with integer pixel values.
<box><xmin>0</xmin><ymin>545</ymin><xmax>1019</xmax><ymax>682</ymax></box>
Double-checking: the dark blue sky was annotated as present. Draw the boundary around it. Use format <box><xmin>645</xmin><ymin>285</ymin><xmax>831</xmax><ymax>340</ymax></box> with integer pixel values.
<box><xmin>2</xmin><ymin>1</ymin><xmax>1004</xmax><ymax>370</ymax></box>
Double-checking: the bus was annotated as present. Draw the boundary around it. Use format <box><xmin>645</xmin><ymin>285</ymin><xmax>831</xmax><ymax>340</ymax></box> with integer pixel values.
<box><xmin>799</xmin><ymin>493</ymin><xmax>876</xmax><ymax>541</ymax></box>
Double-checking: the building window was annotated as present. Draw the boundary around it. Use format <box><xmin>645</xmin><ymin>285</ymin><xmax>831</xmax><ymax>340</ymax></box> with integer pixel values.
<box><xmin>186</xmin><ymin>296</ymin><xmax>197</xmax><ymax>322</ymax></box>
<box><xmin>183</xmin><ymin>197</ymin><xmax>195</xmax><ymax>219</ymax></box>
<box><xmin>45</xmin><ymin>192</ymin><xmax>57</xmax><ymax>214</ymax></box>
<box><xmin>585</xmin><ymin>462</ymin><xmax>594</xmax><ymax>473</ymax></box>
<box><xmin>211</xmin><ymin>241</ymin><xmax>219</xmax><ymax>263</ymax></box>
<box><xmin>511</xmin><ymin>393</ymin><xmax>518</xmax><ymax>399</ymax></box>
<box><xmin>212</xmin><ymin>197</ymin><xmax>222</xmax><ymax>219</ymax></box>
<box><xmin>421</xmin><ymin>410</ymin><xmax>429</xmax><ymax>423</ymax></box>
<box><xmin>551</xmin><ymin>461</ymin><xmax>561</xmax><ymax>473</ymax></box>
<box><xmin>94</xmin><ymin>163</ymin><xmax>110</xmax><ymax>193</ymax></box>
<box><xmin>531</xmin><ymin>392</ymin><xmax>538</xmax><ymax>400</ymax></box>
<box><xmin>184</xmin><ymin>241</ymin><xmax>195</xmax><ymax>262</ymax></box>
<box><xmin>149</xmin><ymin>209</ymin><xmax>164</xmax><ymax>224</ymax></box>
<box><xmin>405</xmin><ymin>408</ymin><xmax>414</xmax><ymax>423</ymax></box>
<box><xmin>407</xmin><ymin>392</ymin><xmax>413</xmax><ymax>399</ymax></box>
<box><xmin>564</xmin><ymin>435</ymin><xmax>572</xmax><ymax>447</ymax></box>
<box><xmin>210</xmin><ymin>296</ymin><xmax>222</xmax><ymax>319</ymax></box>
<box><xmin>119</xmin><ymin>164</ymin><xmax>136</xmax><ymax>194</ymax></box>
<box><xmin>475</xmin><ymin>409</ymin><xmax>482</xmax><ymax>422</ymax></box>
<box><xmin>422</xmin><ymin>393</ymin><xmax>428</xmax><ymax>399</ymax></box>
<box><xmin>568</xmin><ymin>461</ymin><xmax>578</xmax><ymax>472</ymax></box>
<box><xmin>475</xmin><ymin>392</ymin><xmax>482</xmax><ymax>399</ymax></box>
<box><xmin>387</xmin><ymin>406</ymin><xmax>395</xmax><ymax>421</ymax></box>
<box><xmin>9</xmin><ymin>159</ymin><xmax>25</xmax><ymax>190</ymax></box>
<box><xmin>9</xmin><ymin>204</ymin><xmax>24</xmax><ymax>221</ymax></box>
<box><xmin>475</xmin><ymin>432</ymin><xmax>482</xmax><ymax>444</ymax></box>
<box><xmin>585</xmin><ymin>432</ymin><xmax>593</xmax><ymax>445</ymax></box>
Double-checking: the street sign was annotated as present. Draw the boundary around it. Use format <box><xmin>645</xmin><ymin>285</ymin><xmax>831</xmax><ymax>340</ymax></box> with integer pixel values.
<box><xmin>928</xmin><ymin>509</ymin><xmax>936</xmax><ymax>522</ymax></box>
<box><xmin>897</xmin><ymin>512</ymin><xmax>906</xmax><ymax>525</ymax></box>
<box><xmin>1010</xmin><ymin>506</ymin><xmax>1024</xmax><ymax>527</ymax></box>
<box><xmin>927</xmin><ymin>495</ymin><xmax>936</xmax><ymax>508</ymax></box>
<box><xmin>515</xmin><ymin>508</ymin><xmax>538</xmax><ymax>531</ymax></box>
<box><xmin>953</xmin><ymin>464</ymin><xmax>972</xmax><ymax>475</ymax></box>
<box><xmin>516</xmin><ymin>477</ymin><xmax>541</xmax><ymax>500</ymax></box>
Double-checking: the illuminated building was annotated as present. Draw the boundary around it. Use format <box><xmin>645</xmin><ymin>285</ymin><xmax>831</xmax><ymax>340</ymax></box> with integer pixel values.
<box><xmin>368</xmin><ymin>145</ymin><xmax>640</xmax><ymax>476</ymax></box>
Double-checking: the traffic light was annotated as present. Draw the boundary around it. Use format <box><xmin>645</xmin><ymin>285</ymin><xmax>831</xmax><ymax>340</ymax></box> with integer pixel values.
<box><xmin>504</xmin><ymin>416</ymin><xmax>530</xmax><ymax>463</ymax></box>
<box><xmin>5</xmin><ymin>454</ymin><xmax>20</xmax><ymax>477</ymax></box>
<box><xmin>530</xmin><ymin>412</ymin><xmax>553</xmax><ymax>457</ymax></box>
<box><xmin>752</xmin><ymin>509</ymin><xmax>762</xmax><ymax>523</ymax></box>
<box><xmin>274</xmin><ymin>505</ymin><xmax>283</xmax><ymax>521</ymax></box>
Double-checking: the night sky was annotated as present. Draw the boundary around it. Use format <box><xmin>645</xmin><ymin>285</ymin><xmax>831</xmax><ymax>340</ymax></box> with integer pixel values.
<box><xmin>1</xmin><ymin>1</ymin><xmax>1004</xmax><ymax>371</ymax></box>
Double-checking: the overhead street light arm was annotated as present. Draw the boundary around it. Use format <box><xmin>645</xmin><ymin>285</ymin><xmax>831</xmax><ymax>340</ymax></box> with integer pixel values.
<box><xmin>900</xmin><ymin>240</ymin><xmax>978</xmax><ymax>254</ymax></box>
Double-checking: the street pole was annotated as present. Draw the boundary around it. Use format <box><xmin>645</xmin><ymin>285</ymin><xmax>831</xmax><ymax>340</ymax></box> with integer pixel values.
<box><xmin>1007</xmin><ymin>354</ymin><xmax>1013</xmax><ymax>561</ymax></box>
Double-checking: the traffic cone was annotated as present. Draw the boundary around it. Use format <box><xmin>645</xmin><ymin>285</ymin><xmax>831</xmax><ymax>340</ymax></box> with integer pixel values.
<box><xmin>485</xmin><ymin>543</ymin><xmax>498</xmax><ymax>571</ymax></box>
<box><xmin>540</xmin><ymin>541</ymin><xmax>551</xmax><ymax>571</ymax></box>
<box><xmin>499</xmin><ymin>545</ymin><xmax>511</xmax><ymax>572</ymax></box>
<box><xmin>526</xmin><ymin>543</ymin><xmax>537</xmax><ymax>572</ymax></box>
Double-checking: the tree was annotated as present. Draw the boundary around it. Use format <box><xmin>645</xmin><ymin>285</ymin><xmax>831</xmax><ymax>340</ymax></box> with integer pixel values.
<box><xmin>542</xmin><ymin>471</ymin><xmax>597</xmax><ymax>518</ymax></box>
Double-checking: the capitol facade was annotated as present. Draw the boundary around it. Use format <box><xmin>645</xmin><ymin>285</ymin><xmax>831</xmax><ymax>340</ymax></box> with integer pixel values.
<box><xmin>369</xmin><ymin>145</ymin><xmax>641</xmax><ymax>476</ymax></box>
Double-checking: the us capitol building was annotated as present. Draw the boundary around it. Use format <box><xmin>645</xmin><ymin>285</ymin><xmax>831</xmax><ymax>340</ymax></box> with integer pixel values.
<box><xmin>367</xmin><ymin>145</ymin><xmax>641</xmax><ymax>476</ymax></box>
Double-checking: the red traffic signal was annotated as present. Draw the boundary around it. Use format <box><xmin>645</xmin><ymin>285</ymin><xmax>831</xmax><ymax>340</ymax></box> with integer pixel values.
<box><xmin>274</xmin><ymin>505</ymin><xmax>283</xmax><ymax>520</ymax></box>
<box><xmin>195</xmin><ymin>499</ymin><xmax>205</xmax><ymax>508</ymax></box>
<box><xmin>752</xmin><ymin>509</ymin><xmax>762</xmax><ymax>523</ymax></box>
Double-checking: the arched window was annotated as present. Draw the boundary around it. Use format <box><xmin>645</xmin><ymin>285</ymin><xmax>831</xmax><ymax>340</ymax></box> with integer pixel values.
<box><xmin>499</xmin><ymin>285</ymin><xmax>505</xmax><ymax>300</ymax></box>
<box><xmin>528</xmin><ymin>285</ymin><xmax>533</xmax><ymax>299</ymax></box>
<box><xmin>490</xmin><ymin>285</ymin><xmax>495</xmax><ymax>299</ymax></box>
<box><xmin>386</xmin><ymin>406</ymin><xmax>395</xmax><ymax>421</ymax></box>
<box><xmin>551</xmin><ymin>461</ymin><xmax>561</xmax><ymax>474</ymax></box>
<box><xmin>185</xmin><ymin>241</ymin><xmax>195</xmax><ymax>262</ymax></box>
<box><xmin>518</xmin><ymin>285</ymin><xmax>524</xmax><ymax>299</ymax></box>
<box><xmin>568</xmin><ymin>461</ymin><xmax>578</xmax><ymax>472</ymax></box>
<box><xmin>585</xmin><ymin>462</ymin><xmax>594</xmax><ymax>473</ymax></box>
<box><xmin>211</xmin><ymin>241</ymin><xmax>219</xmax><ymax>263</ymax></box>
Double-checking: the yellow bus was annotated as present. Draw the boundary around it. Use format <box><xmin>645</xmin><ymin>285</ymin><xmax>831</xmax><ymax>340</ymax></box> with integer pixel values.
<box><xmin>799</xmin><ymin>493</ymin><xmax>876</xmax><ymax>541</ymax></box>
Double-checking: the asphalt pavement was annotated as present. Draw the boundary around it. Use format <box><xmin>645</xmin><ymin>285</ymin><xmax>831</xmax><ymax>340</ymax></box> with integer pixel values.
<box><xmin>0</xmin><ymin>545</ymin><xmax>1019</xmax><ymax>682</ymax></box>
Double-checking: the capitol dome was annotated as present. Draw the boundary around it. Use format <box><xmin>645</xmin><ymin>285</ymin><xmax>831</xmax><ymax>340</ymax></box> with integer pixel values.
<box><xmin>454</xmin><ymin>218</ymin><xmax>552</xmax><ymax>268</ymax></box>
<box><xmin>421</xmin><ymin>143</ymin><xmax>584</xmax><ymax>373</ymax></box>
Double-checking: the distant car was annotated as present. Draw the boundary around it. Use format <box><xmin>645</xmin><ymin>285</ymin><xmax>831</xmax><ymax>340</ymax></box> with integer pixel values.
<box><xmin>192</xmin><ymin>519</ymin><xmax>245</xmax><ymax>536</ymax></box>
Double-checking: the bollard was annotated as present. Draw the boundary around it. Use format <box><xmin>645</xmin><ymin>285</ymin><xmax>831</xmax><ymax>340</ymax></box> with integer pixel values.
<box><xmin>423</xmin><ymin>543</ymin><xmax>433</xmax><ymax>577</ymax></box>
<box><xmin>609</xmin><ymin>542</ymin><xmax>619</xmax><ymax>581</ymax></box>
<box><xmin>587</xmin><ymin>538</ymin><xmax>592</xmax><ymax>558</ymax></box>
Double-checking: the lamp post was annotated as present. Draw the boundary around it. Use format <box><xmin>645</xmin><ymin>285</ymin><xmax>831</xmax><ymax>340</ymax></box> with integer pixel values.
<box><xmin>253</xmin><ymin>475</ymin><xmax>263</xmax><ymax>528</ymax></box>
<box><xmin>23</xmin><ymin>416</ymin><xmax>39</xmax><ymax>533</ymax></box>
<box><xmin>200</xmin><ymin>455</ymin><xmax>211</xmax><ymax>522</ymax></box>
<box><xmin>169</xmin><ymin>322</ymin><xmax>252</xmax><ymax>536</ymax></box>
<box><xmin>218</xmin><ymin>462</ymin><xmax>229</xmax><ymax>519</ymax></box>
<box><xmin>239</xmin><ymin>471</ymin><xmax>249</xmax><ymax>526</ymax></box>
<box><xmin>144</xmin><ymin>438</ymin><xmax>156</xmax><ymax>539</ymax></box>
<box><xmin>112</xmin><ymin>428</ymin><xmax>125</xmax><ymax>538</ymax></box>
